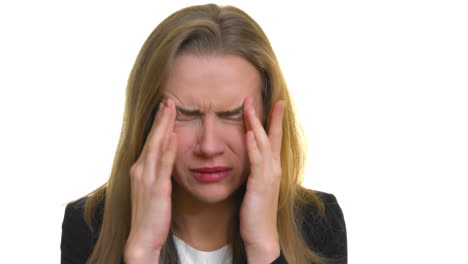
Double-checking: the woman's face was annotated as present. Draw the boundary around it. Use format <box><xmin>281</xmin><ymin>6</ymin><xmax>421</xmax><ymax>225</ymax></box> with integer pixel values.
<box><xmin>163</xmin><ymin>53</ymin><xmax>264</xmax><ymax>204</ymax></box>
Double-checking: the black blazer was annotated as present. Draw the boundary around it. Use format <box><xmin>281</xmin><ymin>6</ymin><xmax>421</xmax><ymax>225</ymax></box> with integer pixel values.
<box><xmin>61</xmin><ymin>191</ymin><xmax>347</xmax><ymax>264</ymax></box>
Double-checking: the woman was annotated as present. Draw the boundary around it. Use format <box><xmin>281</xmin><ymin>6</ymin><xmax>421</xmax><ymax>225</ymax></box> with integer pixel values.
<box><xmin>61</xmin><ymin>4</ymin><xmax>347</xmax><ymax>264</ymax></box>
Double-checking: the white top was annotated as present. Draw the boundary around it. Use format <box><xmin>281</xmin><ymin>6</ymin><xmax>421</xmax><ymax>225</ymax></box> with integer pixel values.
<box><xmin>172</xmin><ymin>234</ymin><xmax>233</xmax><ymax>264</ymax></box>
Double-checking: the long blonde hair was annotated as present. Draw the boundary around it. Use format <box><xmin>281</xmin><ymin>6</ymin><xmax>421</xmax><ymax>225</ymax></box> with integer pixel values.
<box><xmin>78</xmin><ymin>4</ymin><xmax>326</xmax><ymax>264</ymax></box>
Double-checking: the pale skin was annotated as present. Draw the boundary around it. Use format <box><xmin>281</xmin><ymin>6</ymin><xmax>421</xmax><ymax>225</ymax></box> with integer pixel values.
<box><xmin>124</xmin><ymin>54</ymin><xmax>285</xmax><ymax>264</ymax></box>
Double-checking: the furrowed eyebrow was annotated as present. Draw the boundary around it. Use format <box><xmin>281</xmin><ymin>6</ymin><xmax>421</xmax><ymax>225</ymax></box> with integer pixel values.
<box><xmin>176</xmin><ymin>106</ymin><xmax>201</xmax><ymax>115</ymax></box>
<box><xmin>175</xmin><ymin>105</ymin><xmax>244</xmax><ymax>116</ymax></box>
<box><xmin>217</xmin><ymin>105</ymin><xmax>244</xmax><ymax>116</ymax></box>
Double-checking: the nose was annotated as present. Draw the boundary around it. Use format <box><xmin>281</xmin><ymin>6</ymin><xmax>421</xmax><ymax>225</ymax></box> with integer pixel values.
<box><xmin>194</xmin><ymin>115</ymin><xmax>225</xmax><ymax>158</ymax></box>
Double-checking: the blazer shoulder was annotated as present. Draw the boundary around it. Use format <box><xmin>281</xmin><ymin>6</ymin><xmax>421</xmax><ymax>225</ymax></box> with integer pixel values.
<box><xmin>315</xmin><ymin>191</ymin><xmax>345</xmax><ymax>224</ymax></box>
<box><xmin>61</xmin><ymin>197</ymin><xmax>104</xmax><ymax>264</ymax></box>
<box><xmin>299</xmin><ymin>190</ymin><xmax>347</xmax><ymax>263</ymax></box>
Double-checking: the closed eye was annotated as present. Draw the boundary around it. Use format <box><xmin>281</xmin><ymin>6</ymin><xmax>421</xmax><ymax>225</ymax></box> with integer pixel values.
<box><xmin>174</xmin><ymin>105</ymin><xmax>244</xmax><ymax>122</ymax></box>
<box><xmin>219</xmin><ymin>112</ymin><xmax>244</xmax><ymax>121</ymax></box>
<box><xmin>176</xmin><ymin>111</ymin><xmax>200</xmax><ymax>121</ymax></box>
<box><xmin>175</xmin><ymin>106</ymin><xmax>201</xmax><ymax>122</ymax></box>
<box><xmin>218</xmin><ymin>105</ymin><xmax>244</xmax><ymax>121</ymax></box>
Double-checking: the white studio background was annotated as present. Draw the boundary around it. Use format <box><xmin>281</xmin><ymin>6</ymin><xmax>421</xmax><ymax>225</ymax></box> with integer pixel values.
<box><xmin>1</xmin><ymin>0</ymin><xmax>467</xmax><ymax>263</ymax></box>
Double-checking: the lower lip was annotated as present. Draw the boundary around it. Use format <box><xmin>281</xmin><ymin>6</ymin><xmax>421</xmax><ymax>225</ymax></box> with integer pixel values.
<box><xmin>191</xmin><ymin>170</ymin><xmax>230</xmax><ymax>183</ymax></box>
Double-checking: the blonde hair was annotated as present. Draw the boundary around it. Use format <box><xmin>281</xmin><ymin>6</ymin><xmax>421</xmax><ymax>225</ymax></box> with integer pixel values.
<box><xmin>78</xmin><ymin>4</ymin><xmax>326</xmax><ymax>264</ymax></box>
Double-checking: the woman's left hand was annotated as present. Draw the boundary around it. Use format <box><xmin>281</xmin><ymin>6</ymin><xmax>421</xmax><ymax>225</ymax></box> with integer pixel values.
<box><xmin>240</xmin><ymin>96</ymin><xmax>285</xmax><ymax>263</ymax></box>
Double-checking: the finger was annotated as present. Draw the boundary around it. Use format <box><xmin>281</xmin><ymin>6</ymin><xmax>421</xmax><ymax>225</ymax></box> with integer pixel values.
<box><xmin>145</xmin><ymin>99</ymin><xmax>175</xmax><ymax>162</ymax></box>
<box><xmin>243</xmin><ymin>97</ymin><xmax>253</xmax><ymax>132</ymax></box>
<box><xmin>161</xmin><ymin>99</ymin><xmax>176</xmax><ymax>151</ymax></box>
<box><xmin>139</xmin><ymin>99</ymin><xmax>167</xmax><ymax>155</ymax></box>
<box><xmin>156</xmin><ymin>132</ymin><xmax>177</xmax><ymax>194</ymax></box>
<box><xmin>267</xmin><ymin>100</ymin><xmax>285</xmax><ymax>159</ymax></box>
<box><xmin>245</xmin><ymin>98</ymin><xmax>271</xmax><ymax>154</ymax></box>
<box><xmin>129</xmin><ymin>168</ymin><xmax>137</xmax><ymax>223</ymax></box>
<box><xmin>139</xmin><ymin>101</ymin><xmax>164</xmax><ymax>159</ymax></box>
<box><xmin>129</xmin><ymin>163</ymin><xmax>146</xmax><ymax>224</ymax></box>
<box><xmin>246</xmin><ymin>130</ymin><xmax>263</xmax><ymax>178</ymax></box>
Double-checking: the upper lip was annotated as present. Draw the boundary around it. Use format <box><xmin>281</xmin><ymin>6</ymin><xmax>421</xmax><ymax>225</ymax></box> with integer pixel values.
<box><xmin>190</xmin><ymin>167</ymin><xmax>232</xmax><ymax>173</ymax></box>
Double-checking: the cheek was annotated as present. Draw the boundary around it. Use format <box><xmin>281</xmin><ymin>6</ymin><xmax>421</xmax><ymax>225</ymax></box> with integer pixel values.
<box><xmin>173</xmin><ymin>126</ymin><xmax>196</xmax><ymax>156</ymax></box>
<box><xmin>222</xmin><ymin>126</ymin><xmax>250</xmax><ymax>171</ymax></box>
<box><xmin>225</xmin><ymin>128</ymin><xmax>247</xmax><ymax>155</ymax></box>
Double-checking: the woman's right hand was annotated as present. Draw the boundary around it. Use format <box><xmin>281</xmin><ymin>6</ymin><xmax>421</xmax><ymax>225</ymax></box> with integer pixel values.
<box><xmin>124</xmin><ymin>99</ymin><xmax>177</xmax><ymax>264</ymax></box>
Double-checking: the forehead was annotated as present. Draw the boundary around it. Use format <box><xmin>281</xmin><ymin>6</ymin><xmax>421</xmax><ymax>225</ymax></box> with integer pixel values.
<box><xmin>163</xmin><ymin>54</ymin><xmax>262</xmax><ymax>110</ymax></box>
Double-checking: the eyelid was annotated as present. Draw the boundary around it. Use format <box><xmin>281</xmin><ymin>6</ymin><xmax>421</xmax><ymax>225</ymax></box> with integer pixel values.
<box><xmin>217</xmin><ymin>106</ymin><xmax>244</xmax><ymax>116</ymax></box>
<box><xmin>176</xmin><ymin>116</ymin><xmax>196</xmax><ymax>123</ymax></box>
<box><xmin>219</xmin><ymin>112</ymin><xmax>244</xmax><ymax>122</ymax></box>
<box><xmin>177</xmin><ymin>111</ymin><xmax>199</xmax><ymax>116</ymax></box>
<box><xmin>175</xmin><ymin>105</ymin><xmax>244</xmax><ymax>120</ymax></box>
<box><xmin>219</xmin><ymin>111</ymin><xmax>243</xmax><ymax>117</ymax></box>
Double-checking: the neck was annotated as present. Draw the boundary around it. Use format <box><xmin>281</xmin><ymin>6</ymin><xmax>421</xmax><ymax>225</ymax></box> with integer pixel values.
<box><xmin>171</xmin><ymin>183</ymin><xmax>242</xmax><ymax>251</ymax></box>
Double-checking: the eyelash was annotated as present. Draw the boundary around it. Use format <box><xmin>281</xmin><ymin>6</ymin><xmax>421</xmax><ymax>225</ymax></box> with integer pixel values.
<box><xmin>224</xmin><ymin>113</ymin><xmax>244</xmax><ymax>121</ymax></box>
<box><xmin>175</xmin><ymin>112</ymin><xmax>244</xmax><ymax>122</ymax></box>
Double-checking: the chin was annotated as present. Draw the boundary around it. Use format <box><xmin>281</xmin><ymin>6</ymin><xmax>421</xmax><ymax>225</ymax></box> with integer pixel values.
<box><xmin>193</xmin><ymin>184</ymin><xmax>238</xmax><ymax>204</ymax></box>
<box><xmin>172</xmin><ymin>177</ymin><xmax>247</xmax><ymax>205</ymax></box>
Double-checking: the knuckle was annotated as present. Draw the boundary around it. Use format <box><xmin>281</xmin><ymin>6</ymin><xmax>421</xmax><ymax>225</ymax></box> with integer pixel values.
<box><xmin>252</xmin><ymin>155</ymin><xmax>263</xmax><ymax>165</ymax></box>
<box><xmin>145</xmin><ymin>131</ymin><xmax>164</xmax><ymax>149</ymax></box>
<box><xmin>150</xmin><ymin>137</ymin><xmax>165</xmax><ymax>153</ymax></box>
<box><xmin>129</xmin><ymin>163</ymin><xmax>143</xmax><ymax>178</ymax></box>
<box><xmin>276</xmin><ymin>167</ymin><xmax>283</xmax><ymax>177</ymax></box>
<box><xmin>150</xmin><ymin>179</ymin><xmax>171</xmax><ymax>198</ymax></box>
<box><xmin>159</xmin><ymin>153</ymin><xmax>170</xmax><ymax>167</ymax></box>
<box><xmin>157</xmin><ymin>180</ymin><xmax>172</xmax><ymax>196</ymax></box>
